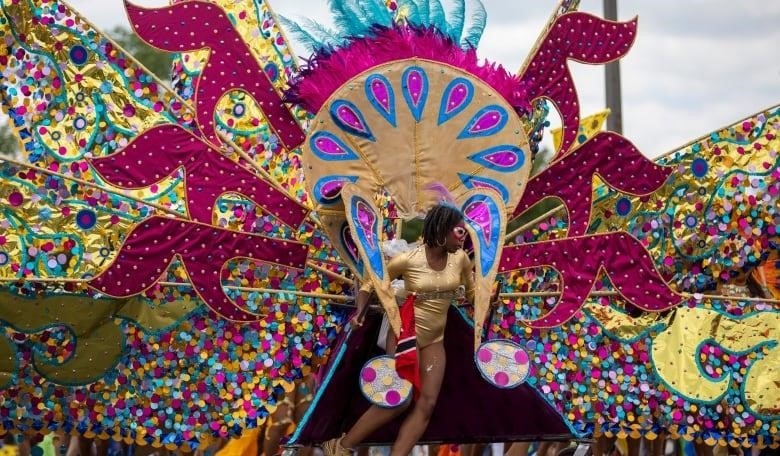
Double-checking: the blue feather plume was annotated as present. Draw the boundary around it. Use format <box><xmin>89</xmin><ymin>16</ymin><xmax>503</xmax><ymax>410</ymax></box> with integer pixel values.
<box><xmin>413</xmin><ymin>0</ymin><xmax>431</xmax><ymax>27</ymax></box>
<box><xmin>460</xmin><ymin>0</ymin><xmax>487</xmax><ymax>48</ymax></box>
<box><xmin>328</xmin><ymin>0</ymin><xmax>369</xmax><ymax>37</ymax></box>
<box><xmin>397</xmin><ymin>0</ymin><xmax>422</xmax><ymax>25</ymax></box>
<box><xmin>429</xmin><ymin>0</ymin><xmax>448</xmax><ymax>35</ymax></box>
<box><xmin>446</xmin><ymin>0</ymin><xmax>466</xmax><ymax>44</ymax></box>
<box><xmin>280</xmin><ymin>0</ymin><xmax>489</xmax><ymax>55</ymax></box>
<box><xmin>356</xmin><ymin>0</ymin><xmax>394</xmax><ymax>28</ymax></box>
<box><xmin>300</xmin><ymin>18</ymin><xmax>341</xmax><ymax>48</ymax></box>
<box><xmin>278</xmin><ymin>15</ymin><xmax>323</xmax><ymax>53</ymax></box>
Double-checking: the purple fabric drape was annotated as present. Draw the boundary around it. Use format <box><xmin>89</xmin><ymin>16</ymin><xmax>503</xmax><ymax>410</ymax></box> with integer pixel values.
<box><xmin>292</xmin><ymin>307</ymin><xmax>571</xmax><ymax>445</ymax></box>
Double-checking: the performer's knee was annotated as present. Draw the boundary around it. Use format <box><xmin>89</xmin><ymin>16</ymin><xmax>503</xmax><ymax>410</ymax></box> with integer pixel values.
<box><xmin>414</xmin><ymin>391</ymin><xmax>437</xmax><ymax>417</ymax></box>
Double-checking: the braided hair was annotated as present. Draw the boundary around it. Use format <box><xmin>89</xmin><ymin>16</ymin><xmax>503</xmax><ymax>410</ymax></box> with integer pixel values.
<box><xmin>422</xmin><ymin>204</ymin><xmax>464</xmax><ymax>248</ymax></box>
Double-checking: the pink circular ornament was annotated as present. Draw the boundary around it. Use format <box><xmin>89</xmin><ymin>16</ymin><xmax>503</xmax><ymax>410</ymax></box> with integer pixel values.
<box><xmin>358</xmin><ymin>356</ymin><xmax>412</xmax><ymax>408</ymax></box>
<box><xmin>475</xmin><ymin>340</ymin><xmax>531</xmax><ymax>389</ymax></box>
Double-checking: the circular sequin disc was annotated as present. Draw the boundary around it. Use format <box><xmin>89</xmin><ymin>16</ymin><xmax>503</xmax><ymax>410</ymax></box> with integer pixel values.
<box><xmin>359</xmin><ymin>355</ymin><xmax>412</xmax><ymax>408</ymax></box>
<box><xmin>475</xmin><ymin>339</ymin><xmax>531</xmax><ymax>389</ymax></box>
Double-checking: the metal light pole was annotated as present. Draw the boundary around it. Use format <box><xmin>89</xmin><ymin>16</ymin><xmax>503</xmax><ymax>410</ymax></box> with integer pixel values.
<box><xmin>603</xmin><ymin>0</ymin><xmax>623</xmax><ymax>134</ymax></box>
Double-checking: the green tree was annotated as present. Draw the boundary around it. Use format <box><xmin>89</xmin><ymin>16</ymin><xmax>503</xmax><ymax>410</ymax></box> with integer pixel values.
<box><xmin>0</xmin><ymin>121</ymin><xmax>19</xmax><ymax>157</ymax></box>
<box><xmin>0</xmin><ymin>28</ymin><xmax>172</xmax><ymax>159</ymax></box>
<box><xmin>109</xmin><ymin>26</ymin><xmax>173</xmax><ymax>82</ymax></box>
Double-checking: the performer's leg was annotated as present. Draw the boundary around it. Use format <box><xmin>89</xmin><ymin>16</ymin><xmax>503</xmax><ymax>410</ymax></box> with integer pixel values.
<box><xmin>388</xmin><ymin>341</ymin><xmax>446</xmax><ymax>456</ymax></box>
<box><xmin>505</xmin><ymin>442</ymin><xmax>530</xmax><ymax>456</ymax></box>
<box><xmin>327</xmin><ymin>332</ymin><xmax>414</xmax><ymax>453</ymax></box>
<box><xmin>338</xmin><ymin>401</ymin><xmax>410</xmax><ymax>450</ymax></box>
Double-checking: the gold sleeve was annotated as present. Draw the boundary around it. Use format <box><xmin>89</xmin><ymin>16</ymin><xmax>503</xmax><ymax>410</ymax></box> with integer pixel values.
<box><xmin>358</xmin><ymin>249</ymin><xmax>410</xmax><ymax>293</ymax></box>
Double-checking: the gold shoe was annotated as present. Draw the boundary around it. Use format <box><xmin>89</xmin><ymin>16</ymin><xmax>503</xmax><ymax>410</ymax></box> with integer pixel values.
<box><xmin>321</xmin><ymin>435</ymin><xmax>352</xmax><ymax>456</ymax></box>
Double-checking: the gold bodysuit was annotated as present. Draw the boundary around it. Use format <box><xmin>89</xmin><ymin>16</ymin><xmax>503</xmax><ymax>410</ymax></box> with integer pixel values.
<box><xmin>362</xmin><ymin>246</ymin><xmax>475</xmax><ymax>347</ymax></box>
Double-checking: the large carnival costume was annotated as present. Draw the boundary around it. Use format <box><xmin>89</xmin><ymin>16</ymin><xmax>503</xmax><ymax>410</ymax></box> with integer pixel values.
<box><xmin>0</xmin><ymin>0</ymin><xmax>777</xmax><ymax>452</ymax></box>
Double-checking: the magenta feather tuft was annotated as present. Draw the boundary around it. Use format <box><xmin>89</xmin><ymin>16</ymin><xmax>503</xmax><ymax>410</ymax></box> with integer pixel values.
<box><xmin>287</xmin><ymin>25</ymin><xmax>529</xmax><ymax>116</ymax></box>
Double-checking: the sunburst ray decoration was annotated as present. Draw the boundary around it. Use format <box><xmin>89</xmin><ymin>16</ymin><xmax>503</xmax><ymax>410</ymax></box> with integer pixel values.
<box><xmin>0</xmin><ymin>0</ymin><xmax>777</xmax><ymax>450</ymax></box>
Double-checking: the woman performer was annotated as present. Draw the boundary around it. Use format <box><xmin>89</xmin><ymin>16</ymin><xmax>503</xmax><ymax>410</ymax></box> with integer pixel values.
<box><xmin>323</xmin><ymin>204</ymin><xmax>476</xmax><ymax>456</ymax></box>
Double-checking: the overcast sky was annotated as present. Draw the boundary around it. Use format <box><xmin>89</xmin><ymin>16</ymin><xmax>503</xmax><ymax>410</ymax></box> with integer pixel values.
<box><xmin>58</xmin><ymin>1</ymin><xmax>780</xmax><ymax>157</ymax></box>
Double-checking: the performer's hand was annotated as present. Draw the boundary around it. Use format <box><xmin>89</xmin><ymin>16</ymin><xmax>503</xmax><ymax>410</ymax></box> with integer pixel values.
<box><xmin>351</xmin><ymin>290</ymin><xmax>370</xmax><ymax>327</ymax></box>
<box><xmin>454</xmin><ymin>285</ymin><xmax>467</xmax><ymax>306</ymax></box>
<box><xmin>350</xmin><ymin>312</ymin><xmax>365</xmax><ymax>327</ymax></box>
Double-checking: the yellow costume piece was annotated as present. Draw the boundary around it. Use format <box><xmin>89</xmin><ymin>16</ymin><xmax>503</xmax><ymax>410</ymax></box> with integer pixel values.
<box><xmin>753</xmin><ymin>250</ymin><xmax>779</xmax><ymax>299</ymax></box>
<box><xmin>551</xmin><ymin>108</ymin><xmax>610</xmax><ymax>151</ymax></box>
<box><xmin>362</xmin><ymin>246</ymin><xmax>474</xmax><ymax>347</ymax></box>
<box><xmin>215</xmin><ymin>428</ymin><xmax>260</xmax><ymax>456</ymax></box>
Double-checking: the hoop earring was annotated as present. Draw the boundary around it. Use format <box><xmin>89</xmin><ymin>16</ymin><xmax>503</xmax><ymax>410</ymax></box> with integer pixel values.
<box><xmin>436</xmin><ymin>238</ymin><xmax>446</xmax><ymax>246</ymax></box>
